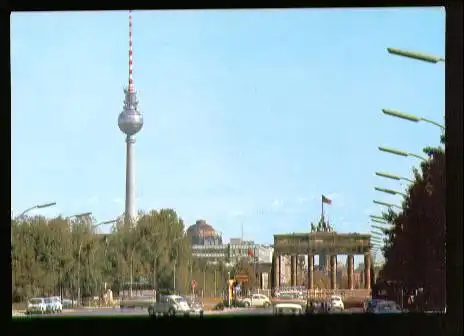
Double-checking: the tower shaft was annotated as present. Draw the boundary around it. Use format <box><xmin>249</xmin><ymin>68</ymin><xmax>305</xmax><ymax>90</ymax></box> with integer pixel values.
<box><xmin>125</xmin><ymin>135</ymin><xmax>136</xmax><ymax>224</ymax></box>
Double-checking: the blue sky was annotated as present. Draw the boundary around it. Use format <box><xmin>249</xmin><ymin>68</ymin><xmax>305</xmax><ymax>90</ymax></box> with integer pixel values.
<box><xmin>11</xmin><ymin>8</ymin><xmax>445</xmax><ymax>263</ymax></box>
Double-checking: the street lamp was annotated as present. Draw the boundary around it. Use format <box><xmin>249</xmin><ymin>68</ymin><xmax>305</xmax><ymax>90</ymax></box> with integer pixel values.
<box><xmin>67</xmin><ymin>212</ymin><xmax>93</xmax><ymax>220</ymax></box>
<box><xmin>373</xmin><ymin>200</ymin><xmax>402</xmax><ymax>210</ymax></box>
<box><xmin>378</xmin><ymin>147</ymin><xmax>427</xmax><ymax>161</ymax></box>
<box><xmin>93</xmin><ymin>219</ymin><xmax>118</xmax><ymax>232</ymax></box>
<box><xmin>227</xmin><ymin>271</ymin><xmax>231</xmax><ymax>307</ymax></box>
<box><xmin>129</xmin><ymin>231</ymin><xmax>163</xmax><ymax>298</ymax></box>
<box><xmin>374</xmin><ymin>187</ymin><xmax>407</xmax><ymax>198</ymax></box>
<box><xmin>382</xmin><ymin>109</ymin><xmax>445</xmax><ymax>130</ymax></box>
<box><xmin>16</xmin><ymin>202</ymin><xmax>57</xmax><ymax>219</ymax></box>
<box><xmin>387</xmin><ymin>48</ymin><xmax>445</xmax><ymax>64</ymax></box>
<box><xmin>370</xmin><ymin>215</ymin><xmax>388</xmax><ymax>222</ymax></box>
<box><xmin>171</xmin><ymin>235</ymin><xmax>185</xmax><ymax>293</ymax></box>
<box><xmin>129</xmin><ymin>239</ymin><xmax>144</xmax><ymax>298</ymax></box>
<box><xmin>375</xmin><ymin>172</ymin><xmax>414</xmax><ymax>183</ymax></box>
<box><xmin>371</xmin><ymin>224</ymin><xmax>391</xmax><ymax>232</ymax></box>
<box><xmin>77</xmin><ymin>217</ymin><xmax>117</xmax><ymax>306</ymax></box>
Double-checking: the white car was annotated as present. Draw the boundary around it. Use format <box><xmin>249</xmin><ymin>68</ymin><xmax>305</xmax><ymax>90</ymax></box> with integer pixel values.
<box><xmin>46</xmin><ymin>297</ymin><xmax>63</xmax><ymax>313</ymax></box>
<box><xmin>148</xmin><ymin>295</ymin><xmax>191</xmax><ymax>317</ymax></box>
<box><xmin>27</xmin><ymin>298</ymin><xmax>47</xmax><ymax>315</ymax></box>
<box><xmin>242</xmin><ymin>294</ymin><xmax>272</xmax><ymax>308</ymax></box>
<box><xmin>329</xmin><ymin>295</ymin><xmax>344</xmax><ymax>311</ymax></box>
<box><xmin>273</xmin><ymin>303</ymin><xmax>304</xmax><ymax>315</ymax></box>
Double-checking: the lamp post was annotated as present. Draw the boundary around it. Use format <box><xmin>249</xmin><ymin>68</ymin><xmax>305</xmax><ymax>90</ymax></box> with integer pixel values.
<box><xmin>227</xmin><ymin>271</ymin><xmax>231</xmax><ymax>307</ymax></box>
<box><xmin>74</xmin><ymin>212</ymin><xmax>93</xmax><ymax>307</ymax></box>
<box><xmin>370</xmin><ymin>215</ymin><xmax>387</xmax><ymax>222</ymax></box>
<box><xmin>129</xmin><ymin>239</ymin><xmax>144</xmax><ymax>298</ymax></box>
<box><xmin>171</xmin><ymin>235</ymin><xmax>184</xmax><ymax>293</ymax></box>
<box><xmin>371</xmin><ymin>224</ymin><xmax>391</xmax><ymax>231</ymax></box>
<box><xmin>387</xmin><ymin>48</ymin><xmax>445</xmax><ymax>64</ymax></box>
<box><xmin>67</xmin><ymin>212</ymin><xmax>93</xmax><ymax>220</ymax></box>
<box><xmin>16</xmin><ymin>202</ymin><xmax>57</xmax><ymax>219</ymax></box>
<box><xmin>375</xmin><ymin>172</ymin><xmax>414</xmax><ymax>184</ymax></box>
<box><xmin>76</xmin><ymin>216</ymin><xmax>116</xmax><ymax>306</ymax></box>
<box><xmin>129</xmin><ymin>231</ymin><xmax>163</xmax><ymax>297</ymax></box>
<box><xmin>378</xmin><ymin>146</ymin><xmax>427</xmax><ymax>161</ymax></box>
<box><xmin>373</xmin><ymin>200</ymin><xmax>402</xmax><ymax>210</ymax></box>
<box><xmin>382</xmin><ymin>109</ymin><xmax>444</xmax><ymax>131</ymax></box>
<box><xmin>374</xmin><ymin>187</ymin><xmax>407</xmax><ymax>198</ymax></box>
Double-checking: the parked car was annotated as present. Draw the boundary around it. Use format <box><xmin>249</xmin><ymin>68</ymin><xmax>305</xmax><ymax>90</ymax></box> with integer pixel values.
<box><xmin>329</xmin><ymin>295</ymin><xmax>344</xmax><ymax>312</ymax></box>
<box><xmin>148</xmin><ymin>295</ymin><xmax>191</xmax><ymax>317</ymax></box>
<box><xmin>27</xmin><ymin>298</ymin><xmax>47</xmax><ymax>315</ymax></box>
<box><xmin>242</xmin><ymin>294</ymin><xmax>272</xmax><ymax>308</ymax></box>
<box><xmin>120</xmin><ymin>295</ymin><xmax>155</xmax><ymax>309</ymax></box>
<box><xmin>306</xmin><ymin>299</ymin><xmax>323</xmax><ymax>314</ymax></box>
<box><xmin>46</xmin><ymin>297</ymin><xmax>63</xmax><ymax>313</ymax></box>
<box><xmin>372</xmin><ymin>300</ymin><xmax>403</xmax><ymax>314</ymax></box>
<box><xmin>186</xmin><ymin>297</ymin><xmax>204</xmax><ymax>316</ymax></box>
<box><xmin>61</xmin><ymin>299</ymin><xmax>74</xmax><ymax>309</ymax></box>
<box><xmin>274</xmin><ymin>303</ymin><xmax>304</xmax><ymax>315</ymax></box>
<box><xmin>364</xmin><ymin>298</ymin><xmax>386</xmax><ymax>313</ymax></box>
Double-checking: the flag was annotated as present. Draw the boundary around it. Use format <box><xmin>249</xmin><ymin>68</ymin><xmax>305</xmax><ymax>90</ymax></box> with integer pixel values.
<box><xmin>322</xmin><ymin>195</ymin><xmax>332</xmax><ymax>205</ymax></box>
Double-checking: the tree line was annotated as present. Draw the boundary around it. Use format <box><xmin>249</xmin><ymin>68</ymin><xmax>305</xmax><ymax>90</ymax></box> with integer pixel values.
<box><xmin>378</xmin><ymin>136</ymin><xmax>445</xmax><ymax>309</ymax></box>
<box><xmin>11</xmin><ymin>208</ymin><xmax>252</xmax><ymax>303</ymax></box>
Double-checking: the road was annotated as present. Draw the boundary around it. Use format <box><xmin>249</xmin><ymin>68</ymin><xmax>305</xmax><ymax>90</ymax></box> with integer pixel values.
<box><xmin>14</xmin><ymin>306</ymin><xmax>363</xmax><ymax>317</ymax></box>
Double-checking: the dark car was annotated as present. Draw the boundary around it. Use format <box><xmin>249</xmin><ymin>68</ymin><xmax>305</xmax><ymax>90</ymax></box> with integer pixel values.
<box><xmin>306</xmin><ymin>299</ymin><xmax>327</xmax><ymax>314</ymax></box>
<box><xmin>373</xmin><ymin>301</ymin><xmax>403</xmax><ymax>314</ymax></box>
<box><xmin>364</xmin><ymin>299</ymin><xmax>385</xmax><ymax>313</ymax></box>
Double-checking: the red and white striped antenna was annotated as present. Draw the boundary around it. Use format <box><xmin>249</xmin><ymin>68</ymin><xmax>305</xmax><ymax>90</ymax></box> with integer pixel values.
<box><xmin>128</xmin><ymin>10</ymin><xmax>135</xmax><ymax>93</ymax></box>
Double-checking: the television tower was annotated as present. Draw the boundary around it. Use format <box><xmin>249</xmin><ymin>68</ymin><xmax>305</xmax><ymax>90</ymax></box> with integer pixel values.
<box><xmin>118</xmin><ymin>10</ymin><xmax>143</xmax><ymax>225</ymax></box>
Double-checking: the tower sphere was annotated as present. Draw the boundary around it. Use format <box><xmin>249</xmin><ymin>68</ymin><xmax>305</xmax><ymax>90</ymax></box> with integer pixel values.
<box><xmin>118</xmin><ymin>110</ymin><xmax>143</xmax><ymax>136</ymax></box>
<box><xmin>118</xmin><ymin>90</ymin><xmax>143</xmax><ymax>136</ymax></box>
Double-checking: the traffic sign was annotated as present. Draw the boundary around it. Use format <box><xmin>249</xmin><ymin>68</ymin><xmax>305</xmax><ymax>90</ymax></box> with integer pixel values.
<box><xmin>191</xmin><ymin>280</ymin><xmax>197</xmax><ymax>288</ymax></box>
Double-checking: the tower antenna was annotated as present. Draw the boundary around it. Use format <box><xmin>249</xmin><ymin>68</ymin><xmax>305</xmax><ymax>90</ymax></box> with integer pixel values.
<box><xmin>128</xmin><ymin>10</ymin><xmax>135</xmax><ymax>93</ymax></box>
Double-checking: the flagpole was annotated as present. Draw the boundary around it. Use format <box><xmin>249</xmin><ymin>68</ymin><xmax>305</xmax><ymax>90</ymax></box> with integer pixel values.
<box><xmin>321</xmin><ymin>195</ymin><xmax>324</xmax><ymax>219</ymax></box>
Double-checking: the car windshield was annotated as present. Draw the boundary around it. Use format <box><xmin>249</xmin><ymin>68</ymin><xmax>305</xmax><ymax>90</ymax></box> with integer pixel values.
<box><xmin>277</xmin><ymin>307</ymin><xmax>301</xmax><ymax>314</ymax></box>
<box><xmin>174</xmin><ymin>297</ymin><xmax>187</xmax><ymax>304</ymax></box>
<box><xmin>378</xmin><ymin>302</ymin><xmax>399</xmax><ymax>311</ymax></box>
<box><xmin>369</xmin><ymin>300</ymin><xmax>381</xmax><ymax>307</ymax></box>
<box><xmin>30</xmin><ymin>299</ymin><xmax>42</xmax><ymax>304</ymax></box>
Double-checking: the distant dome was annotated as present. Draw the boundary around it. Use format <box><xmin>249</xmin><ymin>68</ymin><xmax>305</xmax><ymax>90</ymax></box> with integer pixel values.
<box><xmin>187</xmin><ymin>220</ymin><xmax>222</xmax><ymax>246</ymax></box>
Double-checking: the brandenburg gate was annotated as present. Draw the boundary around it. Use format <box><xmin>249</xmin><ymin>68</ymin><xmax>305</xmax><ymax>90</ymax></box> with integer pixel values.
<box><xmin>272</xmin><ymin>230</ymin><xmax>372</xmax><ymax>291</ymax></box>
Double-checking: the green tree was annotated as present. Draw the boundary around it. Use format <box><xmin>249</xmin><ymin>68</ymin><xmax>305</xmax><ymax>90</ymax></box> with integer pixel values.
<box><xmin>11</xmin><ymin>207</ymin><xmax>197</xmax><ymax>303</ymax></box>
<box><xmin>379</xmin><ymin>141</ymin><xmax>445</xmax><ymax>309</ymax></box>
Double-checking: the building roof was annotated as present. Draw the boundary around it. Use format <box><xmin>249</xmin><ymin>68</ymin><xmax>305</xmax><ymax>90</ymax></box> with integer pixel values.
<box><xmin>187</xmin><ymin>219</ymin><xmax>218</xmax><ymax>237</ymax></box>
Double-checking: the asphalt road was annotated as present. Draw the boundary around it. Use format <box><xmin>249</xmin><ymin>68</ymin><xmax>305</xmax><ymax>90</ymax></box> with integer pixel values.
<box><xmin>15</xmin><ymin>306</ymin><xmax>363</xmax><ymax>318</ymax></box>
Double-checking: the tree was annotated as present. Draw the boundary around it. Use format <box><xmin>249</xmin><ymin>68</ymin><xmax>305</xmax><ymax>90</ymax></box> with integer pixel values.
<box><xmin>10</xmin><ymin>208</ymin><xmax>197</xmax><ymax>303</ymax></box>
<box><xmin>380</xmin><ymin>140</ymin><xmax>445</xmax><ymax>309</ymax></box>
